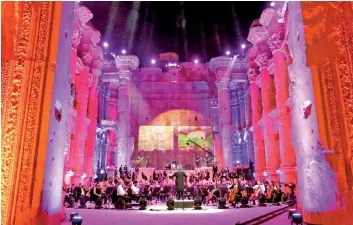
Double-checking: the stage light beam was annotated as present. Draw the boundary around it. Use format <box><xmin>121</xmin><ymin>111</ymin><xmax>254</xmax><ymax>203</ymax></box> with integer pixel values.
<box><xmin>241</xmin><ymin>44</ymin><xmax>246</xmax><ymax>49</ymax></box>
<box><xmin>121</xmin><ymin>49</ymin><xmax>126</xmax><ymax>54</ymax></box>
<box><xmin>103</xmin><ymin>42</ymin><xmax>108</xmax><ymax>48</ymax></box>
<box><xmin>270</xmin><ymin>2</ymin><xmax>275</xmax><ymax>7</ymax></box>
<box><xmin>226</xmin><ymin>50</ymin><xmax>231</xmax><ymax>56</ymax></box>
<box><xmin>151</xmin><ymin>59</ymin><xmax>156</xmax><ymax>65</ymax></box>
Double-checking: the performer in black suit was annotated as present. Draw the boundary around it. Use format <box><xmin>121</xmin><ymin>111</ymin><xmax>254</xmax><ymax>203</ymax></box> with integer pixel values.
<box><xmin>170</xmin><ymin>168</ymin><xmax>187</xmax><ymax>200</ymax></box>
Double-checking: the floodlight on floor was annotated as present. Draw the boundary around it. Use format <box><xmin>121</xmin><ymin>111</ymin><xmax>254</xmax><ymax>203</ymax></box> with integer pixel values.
<box><xmin>288</xmin><ymin>207</ymin><xmax>296</xmax><ymax>219</ymax></box>
<box><xmin>167</xmin><ymin>198</ymin><xmax>174</xmax><ymax>210</ymax></box>
<box><xmin>72</xmin><ymin>216</ymin><xmax>82</xmax><ymax>225</ymax></box>
<box><xmin>194</xmin><ymin>198</ymin><xmax>202</xmax><ymax>210</ymax></box>
<box><xmin>139</xmin><ymin>198</ymin><xmax>147</xmax><ymax>210</ymax></box>
<box><xmin>291</xmin><ymin>212</ymin><xmax>303</xmax><ymax>225</ymax></box>
<box><xmin>218</xmin><ymin>197</ymin><xmax>228</xmax><ymax>209</ymax></box>
<box><xmin>69</xmin><ymin>212</ymin><xmax>78</xmax><ymax>221</ymax></box>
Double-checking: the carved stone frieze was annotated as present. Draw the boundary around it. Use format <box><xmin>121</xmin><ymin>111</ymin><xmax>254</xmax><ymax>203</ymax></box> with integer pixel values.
<box><xmin>247</xmin><ymin>26</ymin><xmax>270</xmax><ymax>45</ymax></box>
<box><xmin>113</xmin><ymin>55</ymin><xmax>139</xmax><ymax>70</ymax></box>
<box><xmin>267</xmin><ymin>58</ymin><xmax>275</xmax><ymax>74</ymax></box>
<box><xmin>259</xmin><ymin>8</ymin><xmax>277</xmax><ymax>27</ymax></box>
<box><xmin>72</xmin><ymin>20</ymin><xmax>83</xmax><ymax>49</ymax></box>
<box><xmin>267</xmin><ymin>33</ymin><xmax>285</xmax><ymax>53</ymax></box>
<box><xmin>82</xmin><ymin>25</ymin><xmax>101</xmax><ymax>45</ymax></box>
<box><xmin>74</xmin><ymin>5</ymin><xmax>93</xmax><ymax>26</ymax></box>
<box><xmin>209</xmin><ymin>56</ymin><xmax>247</xmax><ymax>73</ymax></box>
<box><xmin>254</xmin><ymin>53</ymin><xmax>270</xmax><ymax>69</ymax></box>
<box><xmin>78</xmin><ymin>43</ymin><xmax>93</xmax><ymax>66</ymax></box>
<box><xmin>215</xmin><ymin>77</ymin><xmax>230</xmax><ymax>91</ymax></box>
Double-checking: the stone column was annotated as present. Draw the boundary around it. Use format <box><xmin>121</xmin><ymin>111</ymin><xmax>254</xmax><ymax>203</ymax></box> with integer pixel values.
<box><xmin>71</xmin><ymin>25</ymin><xmax>96</xmax><ymax>183</ymax></box>
<box><xmin>268</xmin><ymin>32</ymin><xmax>297</xmax><ymax>184</ymax></box>
<box><xmin>210</xmin><ymin>57</ymin><xmax>233</xmax><ymax>167</ymax></box>
<box><xmin>107</xmin><ymin>96</ymin><xmax>118</xmax><ymax>166</ymax></box>
<box><xmin>255</xmin><ymin>53</ymin><xmax>280</xmax><ymax>181</ymax></box>
<box><xmin>65</xmin><ymin>5</ymin><xmax>92</xmax><ymax>177</ymax></box>
<box><xmin>114</xmin><ymin>55</ymin><xmax>139</xmax><ymax>168</ymax></box>
<box><xmin>248</xmin><ymin>68</ymin><xmax>266</xmax><ymax>178</ymax></box>
<box><xmin>209</xmin><ymin>98</ymin><xmax>223</xmax><ymax>167</ymax></box>
<box><xmin>85</xmin><ymin>47</ymin><xmax>103</xmax><ymax>181</ymax></box>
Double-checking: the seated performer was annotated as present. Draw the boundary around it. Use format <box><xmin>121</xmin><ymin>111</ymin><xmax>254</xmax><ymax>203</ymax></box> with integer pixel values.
<box><xmin>170</xmin><ymin>167</ymin><xmax>187</xmax><ymax>200</ymax></box>
<box><xmin>130</xmin><ymin>180</ymin><xmax>140</xmax><ymax>202</ymax></box>
<box><xmin>116</xmin><ymin>179</ymin><xmax>131</xmax><ymax>209</ymax></box>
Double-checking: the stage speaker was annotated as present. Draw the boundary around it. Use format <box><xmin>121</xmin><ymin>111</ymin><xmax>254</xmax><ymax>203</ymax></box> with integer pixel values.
<box><xmin>167</xmin><ymin>198</ymin><xmax>174</xmax><ymax>210</ymax></box>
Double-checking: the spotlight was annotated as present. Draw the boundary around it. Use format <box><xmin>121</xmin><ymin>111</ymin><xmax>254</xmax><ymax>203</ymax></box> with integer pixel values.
<box><xmin>236</xmin><ymin>160</ymin><xmax>240</xmax><ymax>164</ymax></box>
<box><xmin>151</xmin><ymin>59</ymin><xmax>156</xmax><ymax>65</ymax></box>
<box><xmin>194</xmin><ymin>197</ymin><xmax>202</xmax><ymax>210</ymax></box>
<box><xmin>69</xmin><ymin>212</ymin><xmax>78</xmax><ymax>221</ymax></box>
<box><xmin>241</xmin><ymin>44</ymin><xmax>246</xmax><ymax>49</ymax></box>
<box><xmin>139</xmin><ymin>198</ymin><xmax>147</xmax><ymax>210</ymax></box>
<box><xmin>291</xmin><ymin>213</ymin><xmax>303</xmax><ymax>225</ymax></box>
<box><xmin>218</xmin><ymin>197</ymin><xmax>228</xmax><ymax>209</ymax></box>
<box><xmin>121</xmin><ymin>49</ymin><xmax>126</xmax><ymax>54</ymax></box>
<box><xmin>270</xmin><ymin>2</ymin><xmax>275</xmax><ymax>7</ymax></box>
<box><xmin>226</xmin><ymin>50</ymin><xmax>231</xmax><ymax>56</ymax></box>
<box><xmin>234</xmin><ymin>55</ymin><xmax>238</xmax><ymax>59</ymax></box>
<box><xmin>288</xmin><ymin>208</ymin><xmax>296</xmax><ymax>219</ymax></box>
<box><xmin>194</xmin><ymin>59</ymin><xmax>199</xmax><ymax>64</ymax></box>
<box><xmin>72</xmin><ymin>216</ymin><xmax>82</xmax><ymax>225</ymax></box>
<box><xmin>103</xmin><ymin>42</ymin><xmax>108</xmax><ymax>48</ymax></box>
<box><xmin>167</xmin><ymin>198</ymin><xmax>174</xmax><ymax>210</ymax></box>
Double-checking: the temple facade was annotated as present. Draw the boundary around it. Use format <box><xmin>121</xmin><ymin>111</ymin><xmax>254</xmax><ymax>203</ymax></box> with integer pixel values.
<box><xmin>1</xmin><ymin>1</ymin><xmax>352</xmax><ymax>225</ymax></box>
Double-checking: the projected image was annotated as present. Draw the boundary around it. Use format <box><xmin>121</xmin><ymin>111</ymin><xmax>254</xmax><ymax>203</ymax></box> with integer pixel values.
<box><xmin>138</xmin><ymin>126</ymin><xmax>174</xmax><ymax>151</ymax></box>
<box><xmin>178</xmin><ymin>126</ymin><xmax>213</xmax><ymax>150</ymax></box>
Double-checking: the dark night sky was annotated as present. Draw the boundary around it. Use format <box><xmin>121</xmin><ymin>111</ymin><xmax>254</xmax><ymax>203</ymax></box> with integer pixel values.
<box><xmin>82</xmin><ymin>1</ymin><xmax>266</xmax><ymax>66</ymax></box>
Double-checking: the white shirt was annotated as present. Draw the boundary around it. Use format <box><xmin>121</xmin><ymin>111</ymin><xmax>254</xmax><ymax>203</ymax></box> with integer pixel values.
<box><xmin>117</xmin><ymin>185</ymin><xmax>126</xmax><ymax>196</ymax></box>
<box><xmin>131</xmin><ymin>184</ymin><xmax>140</xmax><ymax>195</ymax></box>
<box><xmin>253</xmin><ymin>184</ymin><xmax>265</xmax><ymax>194</ymax></box>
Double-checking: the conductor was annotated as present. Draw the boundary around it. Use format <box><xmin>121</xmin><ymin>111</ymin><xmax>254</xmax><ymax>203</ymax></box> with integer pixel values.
<box><xmin>170</xmin><ymin>167</ymin><xmax>187</xmax><ymax>200</ymax></box>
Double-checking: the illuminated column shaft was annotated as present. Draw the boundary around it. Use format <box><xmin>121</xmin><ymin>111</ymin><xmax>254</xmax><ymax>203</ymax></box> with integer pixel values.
<box><xmin>248</xmin><ymin>68</ymin><xmax>266</xmax><ymax>178</ymax></box>
<box><xmin>115</xmin><ymin>55</ymin><xmax>139</xmax><ymax>168</ymax></box>
<box><xmin>107</xmin><ymin>96</ymin><xmax>118</xmax><ymax>166</ymax></box>
<box><xmin>209</xmin><ymin>98</ymin><xmax>223</xmax><ymax>167</ymax></box>
<box><xmin>216</xmin><ymin>78</ymin><xmax>233</xmax><ymax>167</ymax></box>
<box><xmin>85</xmin><ymin>65</ymin><xmax>101</xmax><ymax>179</ymax></box>
<box><xmin>255</xmin><ymin>53</ymin><xmax>280</xmax><ymax>181</ymax></box>
<box><xmin>268</xmin><ymin>33</ymin><xmax>297</xmax><ymax>184</ymax></box>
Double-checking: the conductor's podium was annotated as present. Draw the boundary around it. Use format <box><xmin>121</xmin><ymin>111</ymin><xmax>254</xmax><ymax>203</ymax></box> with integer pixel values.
<box><xmin>174</xmin><ymin>200</ymin><xmax>194</xmax><ymax>209</ymax></box>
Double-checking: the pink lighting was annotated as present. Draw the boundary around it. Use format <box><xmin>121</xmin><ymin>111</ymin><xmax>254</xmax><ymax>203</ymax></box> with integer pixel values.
<box><xmin>241</xmin><ymin>44</ymin><xmax>246</xmax><ymax>49</ymax></box>
<box><xmin>194</xmin><ymin>59</ymin><xmax>199</xmax><ymax>64</ymax></box>
<box><xmin>151</xmin><ymin>59</ymin><xmax>156</xmax><ymax>64</ymax></box>
<box><xmin>270</xmin><ymin>2</ymin><xmax>275</xmax><ymax>7</ymax></box>
<box><xmin>103</xmin><ymin>42</ymin><xmax>108</xmax><ymax>48</ymax></box>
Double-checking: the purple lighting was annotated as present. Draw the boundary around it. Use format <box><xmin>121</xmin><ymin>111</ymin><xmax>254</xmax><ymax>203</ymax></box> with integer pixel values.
<box><xmin>270</xmin><ymin>2</ymin><xmax>275</xmax><ymax>7</ymax></box>
<box><xmin>226</xmin><ymin>50</ymin><xmax>231</xmax><ymax>56</ymax></box>
<box><xmin>151</xmin><ymin>59</ymin><xmax>156</xmax><ymax>65</ymax></box>
<box><xmin>121</xmin><ymin>49</ymin><xmax>126</xmax><ymax>54</ymax></box>
<box><xmin>194</xmin><ymin>59</ymin><xmax>199</xmax><ymax>64</ymax></box>
<box><xmin>103</xmin><ymin>42</ymin><xmax>108</xmax><ymax>48</ymax></box>
<box><xmin>241</xmin><ymin>44</ymin><xmax>246</xmax><ymax>49</ymax></box>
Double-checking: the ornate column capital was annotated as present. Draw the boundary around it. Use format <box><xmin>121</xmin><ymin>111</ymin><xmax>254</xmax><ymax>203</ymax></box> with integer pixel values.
<box><xmin>247</xmin><ymin>68</ymin><xmax>259</xmax><ymax>82</ymax></box>
<box><xmin>254</xmin><ymin>53</ymin><xmax>270</xmax><ymax>70</ymax></box>
<box><xmin>247</xmin><ymin>25</ymin><xmax>270</xmax><ymax>45</ymax></box>
<box><xmin>209</xmin><ymin>98</ymin><xmax>218</xmax><ymax>108</ymax></box>
<box><xmin>230</xmin><ymin>80</ymin><xmax>239</xmax><ymax>90</ymax></box>
<box><xmin>209</xmin><ymin>56</ymin><xmax>246</xmax><ymax>79</ymax></box>
<box><xmin>113</xmin><ymin>55</ymin><xmax>139</xmax><ymax>71</ymax></box>
<box><xmin>267</xmin><ymin>33</ymin><xmax>285</xmax><ymax>54</ymax></box>
<box><xmin>215</xmin><ymin>78</ymin><xmax>230</xmax><ymax>91</ymax></box>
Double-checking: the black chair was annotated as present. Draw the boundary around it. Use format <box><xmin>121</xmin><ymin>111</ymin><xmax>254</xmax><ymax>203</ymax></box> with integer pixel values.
<box><xmin>159</xmin><ymin>186</ymin><xmax>172</xmax><ymax>202</ymax></box>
